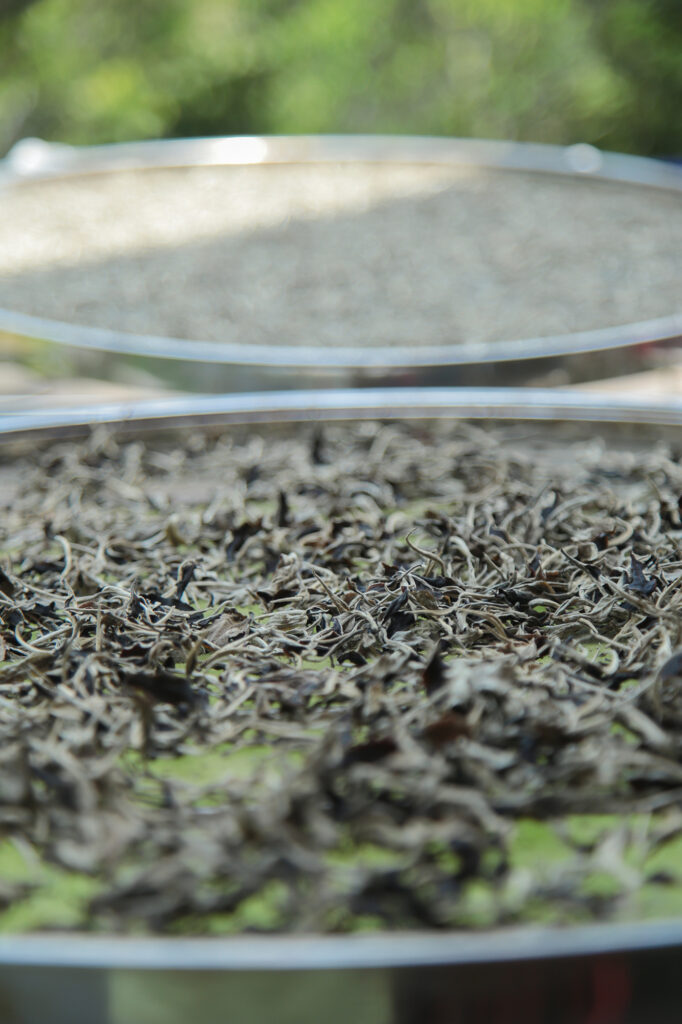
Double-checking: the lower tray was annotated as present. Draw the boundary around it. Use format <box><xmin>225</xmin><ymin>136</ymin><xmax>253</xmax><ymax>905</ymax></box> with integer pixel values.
<box><xmin>2</xmin><ymin>387</ymin><xmax>682</xmax><ymax>1024</ymax></box>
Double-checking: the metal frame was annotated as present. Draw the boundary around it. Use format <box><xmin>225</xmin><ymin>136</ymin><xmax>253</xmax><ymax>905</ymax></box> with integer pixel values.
<box><xmin>0</xmin><ymin>135</ymin><xmax>680</xmax><ymax>390</ymax></box>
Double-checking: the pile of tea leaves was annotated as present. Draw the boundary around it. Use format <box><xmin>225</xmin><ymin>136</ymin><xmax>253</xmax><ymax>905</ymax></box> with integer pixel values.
<box><xmin>2</xmin><ymin>418</ymin><xmax>682</xmax><ymax>935</ymax></box>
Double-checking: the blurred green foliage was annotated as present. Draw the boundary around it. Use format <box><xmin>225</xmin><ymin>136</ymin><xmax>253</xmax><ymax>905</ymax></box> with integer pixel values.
<box><xmin>0</xmin><ymin>0</ymin><xmax>680</xmax><ymax>156</ymax></box>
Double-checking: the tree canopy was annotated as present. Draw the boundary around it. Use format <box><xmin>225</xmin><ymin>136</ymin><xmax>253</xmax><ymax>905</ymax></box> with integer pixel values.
<box><xmin>1</xmin><ymin>0</ymin><xmax>680</xmax><ymax>156</ymax></box>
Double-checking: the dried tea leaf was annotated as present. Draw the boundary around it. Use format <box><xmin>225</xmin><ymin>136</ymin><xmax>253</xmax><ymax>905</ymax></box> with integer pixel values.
<box><xmin>421</xmin><ymin>644</ymin><xmax>446</xmax><ymax>696</ymax></box>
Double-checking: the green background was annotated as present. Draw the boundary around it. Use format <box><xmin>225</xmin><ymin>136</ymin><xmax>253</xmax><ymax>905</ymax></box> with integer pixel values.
<box><xmin>1</xmin><ymin>0</ymin><xmax>681</xmax><ymax>157</ymax></box>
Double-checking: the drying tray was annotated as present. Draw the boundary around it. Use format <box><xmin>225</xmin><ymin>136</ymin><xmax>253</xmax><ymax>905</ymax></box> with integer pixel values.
<box><xmin>3</xmin><ymin>387</ymin><xmax>682</xmax><ymax>1024</ymax></box>
<box><xmin>0</xmin><ymin>135</ymin><xmax>681</xmax><ymax>394</ymax></box>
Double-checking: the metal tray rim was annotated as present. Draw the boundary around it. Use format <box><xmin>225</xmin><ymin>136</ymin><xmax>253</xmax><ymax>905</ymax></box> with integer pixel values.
<box><xmin>3</xmin><ymin>917</ymin><xmax>682</xmax><ymax>971</ymax></box>
<box><xmin>3</xmin><ymin>386</ymin><xmax>682</xmax><ymax>441</ymax></box>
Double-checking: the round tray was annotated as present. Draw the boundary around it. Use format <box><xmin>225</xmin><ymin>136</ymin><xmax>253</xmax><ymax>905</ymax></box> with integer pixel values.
<box><xmin>0</xmin><ymin>135</ymin><xmax>681</xmax><ymax>394</ymax></box>
<box><xmin>2</xmin><ymin>386</ymin><xmax>682</xmax><ymax>1024</ymax></box>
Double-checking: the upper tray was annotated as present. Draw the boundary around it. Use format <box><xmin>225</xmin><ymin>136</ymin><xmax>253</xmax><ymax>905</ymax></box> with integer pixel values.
<box><xmin>0</xmin><ymin>135</ymin><xmax>681</xmax><ymax>392</ymax></box>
